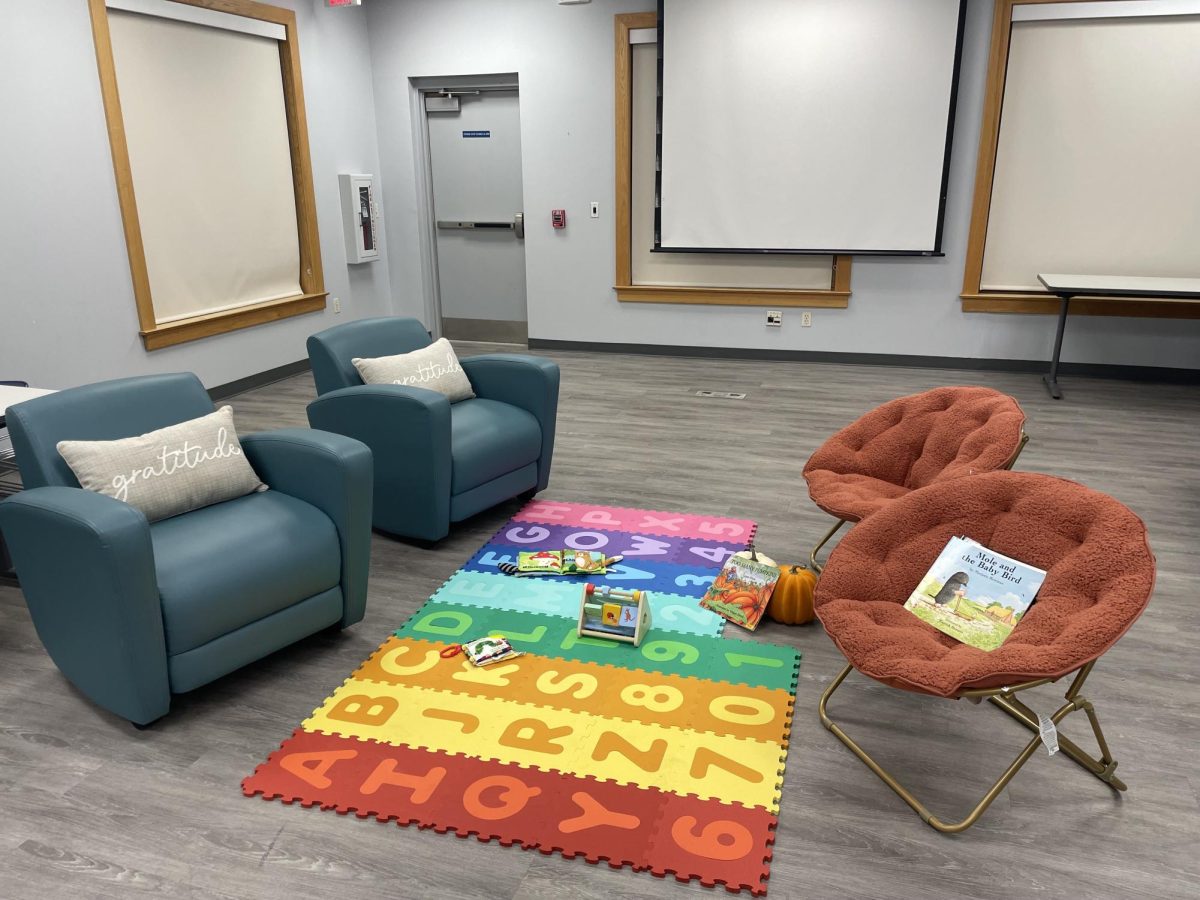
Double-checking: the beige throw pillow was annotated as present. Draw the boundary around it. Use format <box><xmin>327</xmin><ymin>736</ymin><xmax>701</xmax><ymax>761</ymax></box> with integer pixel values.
<box><xmin>352</xmin><ymin>338</ymin><xmax>476</xmax><ymax>402</ymax></box>
<box><xmin>56</xmin><ymin>406</ymin><xmax>266</xmax><ymax>523</ymax></box>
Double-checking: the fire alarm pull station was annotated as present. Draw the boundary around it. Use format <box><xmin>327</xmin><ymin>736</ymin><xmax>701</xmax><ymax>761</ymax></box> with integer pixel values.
<box><xmin>552</xmin><ymin>209</ymin><xmax>566</xmax><ymax>229</ymax></box>
<box><xmin>339</xmin><ymin>174</ymin><xmax>379</xmax><ymax>264</ymax></box>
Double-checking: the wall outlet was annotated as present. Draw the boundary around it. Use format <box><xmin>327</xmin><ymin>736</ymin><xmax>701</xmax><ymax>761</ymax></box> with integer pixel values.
<box><xmin>801</xmin><ymin>311</ymin><xmax>813</xmax><ymax>327</ymax></box>
<box><xmin>590</xmin><ymin>201</ymin><xmax>599</xmax><ymax>218</ymax></box>
<box><xmin>766</xmin><ymin>310</ymin><xmax>782</xmax><ymax>327</ymax></box>
<box><xmin>332</xmin><ymin>297</ymin><xmax>342</xmax><ymax>314</ymax></box>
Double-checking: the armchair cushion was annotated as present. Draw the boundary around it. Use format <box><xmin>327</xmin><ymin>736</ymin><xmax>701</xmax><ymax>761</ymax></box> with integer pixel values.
<box><xmin>353</xmin><ymin>338</ymin><xmax>475</xmax><ymax>402</ymax></box>
<box><xmin>450</xmin><ymin>399</ymin><xmax>542</xmax><ymax>494</ymax></box>
<box><xmin>56</xmin><ymin>405</ymin><xmax>265</xmax><ymax>523</ymax></box>
<box><xmin>151</xmin><ymin>491</ymin><xmax>340</xmax><ymax>655</ymax></box>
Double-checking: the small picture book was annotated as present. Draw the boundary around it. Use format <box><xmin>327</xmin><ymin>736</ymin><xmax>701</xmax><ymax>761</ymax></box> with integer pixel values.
<box><xmin>904</xmin><ymin>536</ymin><xmax>1046</xmax><ymax>652</ymax></box>
<box><xmin>699</xmin><ymin>554</ymin><xmax>779</xmax><ymax>631</ymax></box>
<box><xmin>511</xmin><ymin>549</ymin><xmax>609</xmax><ymax>576</ymax></box>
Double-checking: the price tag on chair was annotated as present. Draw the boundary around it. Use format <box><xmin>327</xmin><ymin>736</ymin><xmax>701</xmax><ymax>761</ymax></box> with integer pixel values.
<box><xmin>1037</xmin><ymin>712</ymin><xmax>1060</xmax><ymax>757</ymax></box>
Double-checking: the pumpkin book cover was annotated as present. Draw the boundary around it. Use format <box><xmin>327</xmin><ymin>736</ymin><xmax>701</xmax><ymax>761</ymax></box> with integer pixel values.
<box><xmin>904</xmin><ymin>536</ymin><xmax>1046</xmax><ymax>652</ymax></box>
<box><xmin>699</xmin><ymin>555</ymin><xmax>780</xmax><ymax>631</ymax></box>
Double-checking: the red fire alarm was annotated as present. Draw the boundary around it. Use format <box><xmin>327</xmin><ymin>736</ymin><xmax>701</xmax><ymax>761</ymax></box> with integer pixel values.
<box><xmin>551</xmin><ymin>209</ymin><xmax>566</xmax><ymax>229</ymax></box>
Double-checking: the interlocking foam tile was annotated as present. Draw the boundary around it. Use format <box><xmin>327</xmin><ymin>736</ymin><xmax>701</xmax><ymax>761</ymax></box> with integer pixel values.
<box><xmin>430</xmin><ymin>570</ymin><xmax>725</xmax><ymax>637</ymax></box>
<box><xmin>303</xmin><ymin>677</ymin><xmax>785</xmax><ymax>809</ymax></box>
<box><xmin>487</xmin><ymin>521</ymin><xmax>745</xmax><ymax>569</ymax></box>
<box><xmin>511</xmin><ymin>500</ymin><xmax>757</xmax><ymax>544</ymax></box>
<box><xmin>245</xmin><ymin>501</ymin><xmax>797</xmax><ymax>895</ymax></box>
<box><xmin>647</xmin><ymin>791</ymin><xmax>778</xmax><ymax>895</ymax></box>
<box><xmin>396</xmin><ymin>600</ymin><xmax>800</xmax><ymax>691</ymax></box>
<box><xmin>354</xmin><ymin>636</ymin><xmax>794</xmax><ymax>743</ymax></box>
<box><xmin>465</xmin><ymin>546</ymin><xmax>722</xmax><ymax>598</ymax></box>
<box><xmin>243</xmin><ymin>730</ymin><xmax>777</xmax><ymax>890</ymax></box>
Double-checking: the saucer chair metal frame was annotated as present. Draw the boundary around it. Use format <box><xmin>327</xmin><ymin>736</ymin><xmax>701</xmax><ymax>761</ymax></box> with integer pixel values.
<box><xmin>818</xmin><ymin>656</ymin><xmax>1124</xmax><ymax>834</ymax></box>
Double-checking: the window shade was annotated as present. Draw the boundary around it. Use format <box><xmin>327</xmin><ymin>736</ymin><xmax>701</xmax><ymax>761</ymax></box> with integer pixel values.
<box><xmin>658</xmin><ymin>0</ymin><xmax>963</xmax><ymax>254</ymax></box>
<box><xmin>108</xmin><ymin>10</ymin><xmax>301</xmax><ymax>324</ymax></box>
<box><xmin>980</xmin><ymin>15</ymin><xmax>1200</xmax><ymax>291</ymax></box>
<box><xmin>631</xmin><ymin>43</ymin><xmax>832</xmax><ymax>290</ymax></box>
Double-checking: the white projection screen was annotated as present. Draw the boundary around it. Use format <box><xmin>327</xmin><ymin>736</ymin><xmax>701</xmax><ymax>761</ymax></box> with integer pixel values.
<box><xmin>658</xmin><ymin>0</ymin><xmax>965</xmax><ymax>254</ymax></box>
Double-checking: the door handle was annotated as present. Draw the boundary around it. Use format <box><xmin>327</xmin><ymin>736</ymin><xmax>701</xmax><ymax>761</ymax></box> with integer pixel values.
<box><xmin>435</xmin><ymin>215</ymin><xmax>525</xmax><ymax>239</ymax></box>
<box><xmin>437</xmin><ymin>220</ymin><xmax>513</xmax><ymax>230</ymax></box>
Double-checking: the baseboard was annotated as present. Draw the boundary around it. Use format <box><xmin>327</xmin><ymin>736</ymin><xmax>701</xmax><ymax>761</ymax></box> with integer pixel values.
<box><xmin>526</xmin><ymin>339</ymin><xmax>1200</xmax><ymax>384</ymax></box>
<box><xmin>209</xmin><ymin>359</ymin><xmax>311</xmax><ymax>401</ymax></box>
<box><xmin>443</xmin><ymin>317</ymin><xmax>528</xmax><ymax>344</ymax></box>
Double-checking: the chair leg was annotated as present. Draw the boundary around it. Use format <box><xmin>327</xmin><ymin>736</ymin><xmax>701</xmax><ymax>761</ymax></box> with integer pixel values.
<box><xmin>810</xmin><ymin>519</ymin><xmax>847</xmax><ymax>575</ymax></box>
<box><xmin>818</xmin><ymin>661</ymin><xmax>1125</xmax><ymax>833</ymax></box>
<box><xmin>1003</xmin><ymin>430</ymin><xmax>1030</xmax><ymax>471</ymax></box>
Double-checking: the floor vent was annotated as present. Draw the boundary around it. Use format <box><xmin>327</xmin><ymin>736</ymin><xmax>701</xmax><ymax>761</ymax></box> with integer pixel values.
<box><xmin>694</xmin><ymin>390</ymin><xmax>747</xmax><ymax>400</ymax></box>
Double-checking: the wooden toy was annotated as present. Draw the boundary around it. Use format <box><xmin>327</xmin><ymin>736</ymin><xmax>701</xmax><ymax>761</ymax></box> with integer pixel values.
<box><xmin>577</xmin><ymin>583</ymin><xmax>652</xmax><ymax>647</ymax></box>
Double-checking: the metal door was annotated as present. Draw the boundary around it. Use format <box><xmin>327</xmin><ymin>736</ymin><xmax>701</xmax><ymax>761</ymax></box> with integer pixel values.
<box><xmin>426</xmin><ymin>89</ymin><xmax>527</xmax><ymax>343</ymax></box>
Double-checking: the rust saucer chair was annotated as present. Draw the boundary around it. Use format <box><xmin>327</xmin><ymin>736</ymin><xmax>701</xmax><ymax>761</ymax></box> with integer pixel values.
<box><xmin>814</xmin><ymin>470</ymin><xmax>1155</xmax><ymax>833</ymax></box>
<box><xmin>803</xmin><ymin>387</ymin><xmax>1028</xmax><ymax>572</ymax></box>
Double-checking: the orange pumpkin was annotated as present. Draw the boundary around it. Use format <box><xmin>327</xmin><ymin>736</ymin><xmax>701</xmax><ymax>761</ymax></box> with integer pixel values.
<box><xmin>766</xmin><ymin>564</ymin><xmax>817</xmax><ymax>625</ymax></box>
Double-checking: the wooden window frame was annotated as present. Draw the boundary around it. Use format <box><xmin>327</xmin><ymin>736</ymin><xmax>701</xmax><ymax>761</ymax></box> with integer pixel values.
<box><xmin>961</xmin><ymin>0</ymin><xmax>1200</xmax><ymax>319</ymax></box>
<box><xmin>88</xmin><ymin>0</ymin><xmax>326</xmax><ymax>350</ymax></box>
<box><xmin>613</xmin><ymin>12</ymin><xmax>851</xmax><ymax>308</ymax></box>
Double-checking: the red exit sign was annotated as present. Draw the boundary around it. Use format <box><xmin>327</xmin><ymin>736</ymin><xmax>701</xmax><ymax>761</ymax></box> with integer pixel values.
<box><xmin>325</xmin><ymin>0</ymin><xmax>361</xmax><ymax>7</ymax></box>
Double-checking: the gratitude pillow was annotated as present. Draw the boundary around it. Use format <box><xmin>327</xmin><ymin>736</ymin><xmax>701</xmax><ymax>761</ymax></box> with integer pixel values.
<box><xmin>56</xmin><ymin>406</ymin><xmax>266</xmax><ymax>523</ymax></box>
<box><xmin>352</xmin><ymin>338</ymin><xmax>475</xmax><ymax>402</ymax></box>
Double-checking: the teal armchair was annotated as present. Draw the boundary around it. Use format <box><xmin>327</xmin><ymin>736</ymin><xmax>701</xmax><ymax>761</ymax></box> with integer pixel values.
<box><xmin>0</xmin><ymin>373</ymin><xmax>373</xmax><ymax>726</ymax></box>
<box><xmin>307</xmin><ymin>317</ymin><xmax>559</xmax><ymax>542</ymax></box>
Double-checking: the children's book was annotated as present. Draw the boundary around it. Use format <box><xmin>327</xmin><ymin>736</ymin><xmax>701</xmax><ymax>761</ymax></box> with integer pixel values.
<box><xmin>699</xmin><ymin>554</ymin><xmax>779</xmax><ymax>631</ymax></box>
<box><xmin>503</xmin><ymin>550</ymin><xmax>612</xmax><ymax>577</ymax></box>
<box><xmin>904</xmin><ymin>536</ymin><xmax>1046</xmax><ymax>652</ymax></box>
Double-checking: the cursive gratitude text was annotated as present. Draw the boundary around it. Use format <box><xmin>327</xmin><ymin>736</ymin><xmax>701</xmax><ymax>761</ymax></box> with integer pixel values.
<box><xmin>110</xmin><ymin>427</ymin><xmax>242</xmax><ymax>501</ymax></box>
<box><xmin>392</xmin><ymin>351</ymin><xmax>463</xmax><ymax>387</ymax></box>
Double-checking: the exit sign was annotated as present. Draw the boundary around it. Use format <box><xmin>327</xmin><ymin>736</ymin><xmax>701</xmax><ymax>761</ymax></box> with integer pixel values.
<box><xmin>325</xmin><ymin>0</ymin><xmax>361</xmax><ymax>7</ymax></box>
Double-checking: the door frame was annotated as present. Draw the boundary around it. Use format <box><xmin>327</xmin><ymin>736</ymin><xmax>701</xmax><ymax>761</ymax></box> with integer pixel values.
<box><xmin>409</xmin><ymin>73</ymin><xmax>521</xmax><ymax>340</ymax></box>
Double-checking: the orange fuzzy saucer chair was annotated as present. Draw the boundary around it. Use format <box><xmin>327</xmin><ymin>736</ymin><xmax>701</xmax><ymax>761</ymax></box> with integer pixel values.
<box><xmin>803</xmin><ymin>386</ymin><xmax>1027</xmax><ymax>571</ymax></box>
<box><xmin>814</xmin><ymin>470</ymin><xmax>1155</xmax><ymax>833</ymax></box>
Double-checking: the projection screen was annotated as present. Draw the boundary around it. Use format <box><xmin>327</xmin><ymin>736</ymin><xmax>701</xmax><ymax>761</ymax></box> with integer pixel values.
<box><xmin>657</xmin><ymin>0</ymin><xmax>965</xmax><ymax>254</ymax></box>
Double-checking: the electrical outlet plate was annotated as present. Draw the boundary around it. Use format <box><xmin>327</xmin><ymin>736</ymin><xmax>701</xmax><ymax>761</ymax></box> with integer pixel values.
<box><xmin>801</xmin><ymin>311</ymin><xmax>812</xmax><ymax>327</ymax></box>
<box><xmin>766</xmin><ymin>310</ymin><xmax>782</xmax><ymax>327</ymax></box>
<box><xmin>332</xmin><ymin>297</ymin><xmax>342</xmax><ymax>314</ymax></box>
<box><xmin>590</xmin><ymin>201</ymin><xmax>599</xmax><ymax>218</ymax></box>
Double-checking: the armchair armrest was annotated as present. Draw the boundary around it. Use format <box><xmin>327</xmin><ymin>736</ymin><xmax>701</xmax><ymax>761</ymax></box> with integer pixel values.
<box><xmin>306</xmin><ymin>385</ymin><xmax>452</xmax><ymax>541</ymax></box>
<box><xmin>241</xmin><ymin>429</ymin><xmax>373</xmax><ymax>628</ymax></box>
<box><xmin>461</xmin><ymin>355</ymin><xmax>559</xmax><ymax>491</ymax></box>
<box><xmin>0</xmin><ymin>487</ymin><xmax>168</xmax><ymax>724</ymax></box>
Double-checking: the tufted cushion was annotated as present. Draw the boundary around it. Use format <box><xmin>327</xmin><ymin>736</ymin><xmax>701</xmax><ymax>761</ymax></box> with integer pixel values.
<box><xmin>803</xmin><ymin>387</ymin><xmax>1026</xmax><ymax>522</ymax></box>
<box><xmin>814</xmin><ymin>471</ymin><xmax>1155</xmax><ymax>698</ymax></box>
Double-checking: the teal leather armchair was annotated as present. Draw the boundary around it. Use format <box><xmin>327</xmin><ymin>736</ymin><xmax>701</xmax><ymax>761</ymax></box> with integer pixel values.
<box><xmin>0</xmin><ymin>373</ymin><xmax>373</xmax><ymax>726</ymax></box>
<box><xmin>307</xmin><ymin>317</ymin><xmax>559</xmax><ymax>542</ymax></box>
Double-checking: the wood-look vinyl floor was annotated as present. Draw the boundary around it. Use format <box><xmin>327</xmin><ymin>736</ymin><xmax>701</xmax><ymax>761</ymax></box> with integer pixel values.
<box><xmin>1</xmin><ymin>344</ymin><xmax>1197</xmax><ymax>899</ymax></box>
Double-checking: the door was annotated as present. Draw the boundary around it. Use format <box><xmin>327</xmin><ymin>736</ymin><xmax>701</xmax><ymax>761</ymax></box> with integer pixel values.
<box><xmin>426</xmin><ymin>89</ymin><xmax>527</xmax><ymax>343</ymax></box>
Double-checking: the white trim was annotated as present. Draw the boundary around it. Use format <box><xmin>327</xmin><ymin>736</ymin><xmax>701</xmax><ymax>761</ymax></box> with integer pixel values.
<box><xmin>106</xmin><ymin>0</ymin><xmax>286</xmax><ymax>41</ymax></box>
<box><xmin>1012</xmin><ymin>0</ymin><xmax>1200</xmax><ymax>23</ymax></box>
<box><xmin>630</xmin><ymin>27</ymin><xmax>657</xmax><ymax>44</ymax></box>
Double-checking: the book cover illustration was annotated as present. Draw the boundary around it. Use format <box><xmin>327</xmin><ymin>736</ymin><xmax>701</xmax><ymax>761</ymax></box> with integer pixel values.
<box><xmin>904</xmin><ymin>536</ymin><xmax>1046</xmax><ymax>652</ymax></box>
<box><xmin>513</xmin><ymin>550</ymin><xmax>609</xmax><ymax>576</ymax></box>
<box><xmin>699</xmin><ymin>554</ymin><xmax>780</xmax><ymax>631</ymax></box>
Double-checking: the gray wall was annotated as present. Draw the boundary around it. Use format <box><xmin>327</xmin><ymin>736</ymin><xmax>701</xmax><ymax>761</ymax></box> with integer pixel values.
<box><xmin>366</xmin><ymin>0</ymin><xmax>1200</xmax><ymax>369</ymax></box>
<box><xmin>2</xmin><ymin>0</ymin><xmax>1195</xmax><ymax>390</ymax></box>
<box><xmin>0</xmin><ymin>0</ymin><xmax>393</xmax><ymax>390</ymax></box>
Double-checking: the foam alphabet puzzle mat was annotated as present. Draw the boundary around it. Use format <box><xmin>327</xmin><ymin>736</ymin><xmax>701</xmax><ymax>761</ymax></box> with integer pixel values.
<box><xmin>244</xmin><ymin>501</ymin><xmax>798</xmax><ymax>895</ymax></box>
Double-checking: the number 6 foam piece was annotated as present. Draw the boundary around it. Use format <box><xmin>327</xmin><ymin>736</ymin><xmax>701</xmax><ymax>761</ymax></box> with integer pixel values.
<box><xmin>244</xmin><ymin>500</ymin><xmax>797</xmax><ymax>895</ymax></box>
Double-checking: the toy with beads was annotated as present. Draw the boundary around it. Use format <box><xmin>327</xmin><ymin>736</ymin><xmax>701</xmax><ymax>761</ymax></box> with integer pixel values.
<box><xmin>577</xmin><ymin>583</ymin><xmax>653</xmax><ymax>647</ymax></box>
